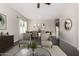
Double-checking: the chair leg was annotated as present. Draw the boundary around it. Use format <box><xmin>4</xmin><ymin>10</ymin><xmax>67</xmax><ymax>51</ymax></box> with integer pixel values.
<box><xmin>51</xmin><ymin>46</ymin><xmax>52</xmax><ymax>48</ymax></box>
<box><xmin>19</xmin><ymin>44</ymin><xmax>20</xmax><ymax>48</ymax></box>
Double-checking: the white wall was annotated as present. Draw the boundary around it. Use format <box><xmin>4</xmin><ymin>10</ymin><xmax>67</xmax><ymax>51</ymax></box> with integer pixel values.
<box><xmin>77</xmin><ymin>4</ymin><xmax>79</xmax><ymax>50</ymax></box>
<box><xmin>59</xmin><ymin>4</ymin><xmax>78</xmax><ymax>48</ymax></box>
<box><xmin>0</xmin><ymin>4</ymin><xmax>28</xmax><ymax>42</ymax></box>
<box><xmin>28</xmin><ymin>20</ymin><xmax>55</xmax><ymax>33</ymax></box>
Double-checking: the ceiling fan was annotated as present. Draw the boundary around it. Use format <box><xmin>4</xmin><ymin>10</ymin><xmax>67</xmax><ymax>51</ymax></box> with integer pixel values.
<box><xmin>37</xmin><ymin>3</ymin><xmax>51</xmax><ymax>8</ymax></box>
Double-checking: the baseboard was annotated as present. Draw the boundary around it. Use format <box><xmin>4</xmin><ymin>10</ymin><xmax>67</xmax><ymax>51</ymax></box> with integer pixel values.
<box><xmin>59</xmin><ymin>40</ymin><xmax>78</xmax><ymax>56</ymax></box>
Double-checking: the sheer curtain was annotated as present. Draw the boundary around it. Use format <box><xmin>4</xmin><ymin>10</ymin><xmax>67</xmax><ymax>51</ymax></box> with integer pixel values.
<box><xmin>19</xmin><ymin>18</ymin><xmax>27</xmax><ymax>34</ymax></box>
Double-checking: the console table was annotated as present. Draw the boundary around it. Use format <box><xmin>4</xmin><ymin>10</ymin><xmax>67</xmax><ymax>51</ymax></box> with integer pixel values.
<box><xmin>0</xmin><ymin>35</ymin><xmax>14</xmax><ymax>52</ymax></box>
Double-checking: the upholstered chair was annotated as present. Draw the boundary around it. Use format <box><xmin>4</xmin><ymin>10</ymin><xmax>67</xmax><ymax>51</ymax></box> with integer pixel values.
<box><xmin>41</xmin><ymin>32</ymin><xmax>53</xmax><ymax>48</ymax></box>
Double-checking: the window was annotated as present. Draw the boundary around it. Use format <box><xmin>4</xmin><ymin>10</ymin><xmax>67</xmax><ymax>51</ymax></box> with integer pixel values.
<box><xmin>19</xmin><ymin>18</ymin><xmax>27</xmax><ymax>34</ymax></box>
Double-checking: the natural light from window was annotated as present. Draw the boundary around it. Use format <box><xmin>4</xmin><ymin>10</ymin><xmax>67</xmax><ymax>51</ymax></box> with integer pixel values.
<box><xmin>19</xmin><ymin>18</ymin><xmax>27</xmax><ymax>34</ymax></box>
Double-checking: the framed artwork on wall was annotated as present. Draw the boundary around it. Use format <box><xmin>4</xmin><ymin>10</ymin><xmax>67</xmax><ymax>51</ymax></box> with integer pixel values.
<box><xmin>0</xmin><ymin>13</ymin><xmax>7</xmax><ymax>30</ymax></box>
<box><xmin>64</xmin><ymin>18</ymin><xmax>72</xmax><ymax>30</ymax></box>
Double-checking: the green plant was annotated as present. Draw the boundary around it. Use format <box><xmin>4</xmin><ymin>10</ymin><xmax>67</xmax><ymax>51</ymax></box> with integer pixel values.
<box><xmin>28</xmin><ymin>42</ymin><xmax>37</xmax><ymax>56</ymax></box>
<box><xmin>27</xmin><ymin>42</ymin><xmax>37</xmax><ymax>49</ymax></box>
<box><xmin>31</xmin><ymin>42</ymin><xmax>37</xmax><ymax>49</ymax></box>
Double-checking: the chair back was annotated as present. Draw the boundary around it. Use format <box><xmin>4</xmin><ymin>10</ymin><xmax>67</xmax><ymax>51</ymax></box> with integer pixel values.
<box><xmin>23</xmin><ymin>32</ymin><xmax>31</xmax><ymax>40</ymax></box>
<box><xmin>31</xmin><ymin>31</ymin><xmax>38</xmax><ymax>38</ymax></box>
<box><xmin>41</xmin><ymin>32</ymin><xmax>50</xmax><ymax>41</ymax></box>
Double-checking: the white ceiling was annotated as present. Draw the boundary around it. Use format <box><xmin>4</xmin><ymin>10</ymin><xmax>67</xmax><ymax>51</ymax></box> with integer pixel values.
<box><xmin>9</xmin><ymin>3</ymin><xmax>65</xmax><ymax>20</ymax></box>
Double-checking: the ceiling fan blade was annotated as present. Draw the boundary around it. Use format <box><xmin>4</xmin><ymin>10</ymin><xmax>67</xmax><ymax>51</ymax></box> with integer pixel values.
<box><xmin>45</xmin><ymin>3</ymin><xmax>51</xmax><ymax>5</ymax></box>
<box><xmin>37</xmin><ymin>3</ymin><xmax>51</xmax><ymax>8</ymax></box>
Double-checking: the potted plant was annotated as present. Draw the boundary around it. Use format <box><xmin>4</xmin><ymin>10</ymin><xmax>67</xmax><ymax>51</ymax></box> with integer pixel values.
<box><xmin>28</xmin><ymin>42</ymin><xmax>37</xmax><ymax>56</ymax></box>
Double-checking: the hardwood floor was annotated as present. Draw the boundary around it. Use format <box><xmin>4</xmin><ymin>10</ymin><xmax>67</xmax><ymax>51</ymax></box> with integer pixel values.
<box><xmin>1</xmin><ymin>44</ymin><xmax>66</xmax><ymax>56</ymax></box>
